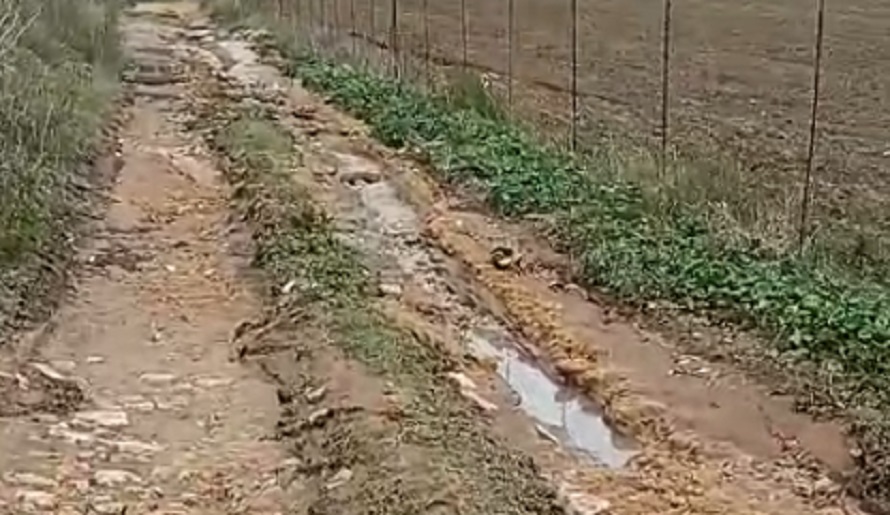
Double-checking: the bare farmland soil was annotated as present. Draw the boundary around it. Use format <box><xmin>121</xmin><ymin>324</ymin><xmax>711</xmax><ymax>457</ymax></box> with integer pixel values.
<box><xmin>322</xmin><ymin>0</ymin><xmax>890</xmax><ymax>259</ymax></box>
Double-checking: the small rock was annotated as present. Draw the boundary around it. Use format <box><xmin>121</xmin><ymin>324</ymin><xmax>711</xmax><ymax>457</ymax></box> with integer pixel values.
<box><xmin>308</xmin><ymin>408</ymin><xmax>333</xmax><ymax>426</ymax></box>
<box><xmin>91</xmin><ymin>501</ymin><xmax>127</xmax><ymax>514</ymax></box>
<box><xmin>326</xmin><ymin>468</ymin><xmax>353</xmax><ymax>490</ymax></box>
<box><xmin>812</xmin><ymin>476</ymin><xmax>838</xmax><ymax>496</ymax></box>
<box><xmin>121</xmin><ymin>399</ymin><xmax>155</xmax><ymax>412</ymax></box>
<box><xmin>104</xmin><ymin>437</ymin><xmax>163</xmax><ymax>455</ymax></box>
<box><xmin>74</xmin><ymin>410</ymin><xmax>129</xmax><ymax>428</ymax></box>
<box><xmin>72</xmin><ymin>479</ymin><xmax>90</xmax><ymax>494</ymax></box>
<box><xmin>281</xmin><ymin>279</ymin><xmax>297</xmax><ymax>294</ymax></box>
<box><xmin>86</xmin><ymin>356</ymin><xmax>106</xmax><ymax>365</ymax></box>
<box><xmin>558</xmin><ymin>485</ymin><xmax>611</xmax><ymax>515</ymax></box>
<box><xmin>535</xmin><ymin>424</ymin><xmax>560</xmax><ymax>444</ymax></box>
<box><xmin>445</xmin><ymin>371</ymin><xmax>477</xmax><ymax>391</ymax></box>
<box><xmin>181</xmin><ymin>492</ymin><xmax>200</xmax><ymax>506</ymax></box>
<box><xmin>554</xmin><ymin>358</ymin><xmax>590</xmax><ymax>376</ymax></box>
<box><xmin>193</xmin><ymin>377</ymin><xmax>233</xmax><ymax>389</ymax></box>
<box><xmin>30</xmin><ymin>362</ymin><xmax>70</xmax><ymax>381</ymax></box>
<box><xmin>49</xmin><ymin>360</ymin><xmax>78</xmax><ymax>373</ymax></box>
<box><xmin>49</xmin><ymin>425</ymin><xmax>97</xmax><ymax>446</ymax></box>
<box><xmin>155</xmin><ymin>395</ymin><xmax>189</xmax><ymax>411</ymax></box>
<box><xmin>460</xmin><ymin>390</ymin><xmax>498</xmax><ymax>413</ymax></box>
<box><xmin>16</xmin><ymin>490</ymin><xmax>56</xmax><ymax>509</ymax></box>
<box><xmin>139</xmin><ymin>372</ymin><xmax>176</xmax><ymax>386</ymax></box>
<box><xmin>29</xmin><ymin>413</ymin><xmax>59</xmax><ymax>424</ymax></box>
<box><xmin>150</xmin><ymin>323</ymin><xmax>163</xmax><ymax>343</ymax></box>
<box><xmin>94</xmin><ymin>469</ymin><xmax>143</xmax><ymax>487</ymax></box>
<box><xmin>305</xmin><ymin>385</ymin><xmax>327</xmax><ymax>404</ymax></box>
<box><xmin>378</xmin><ymin>283</ymin><xmax>403</xmax><ymax>297</ymax></box>
<box><xmin>5</xmin><ymin>472</ymin><xmax>58</xmax><ymax>489</ymax></box>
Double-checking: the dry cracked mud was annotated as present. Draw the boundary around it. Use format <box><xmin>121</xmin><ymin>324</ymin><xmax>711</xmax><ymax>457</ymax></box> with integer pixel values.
<box><xmin>0</xmin><ymin>2</ymin><xmax>876</xmax><ymax>515</ymax></box>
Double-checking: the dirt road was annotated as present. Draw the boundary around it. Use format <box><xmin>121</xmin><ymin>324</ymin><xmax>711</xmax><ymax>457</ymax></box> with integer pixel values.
<box><xmin>0</xmin><ymin>2</ymin><xmax>874</xmax><ymax>514</ymax></box>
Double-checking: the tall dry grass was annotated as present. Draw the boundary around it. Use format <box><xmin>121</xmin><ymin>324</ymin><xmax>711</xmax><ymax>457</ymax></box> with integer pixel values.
<box><xmin>0</xmin><ymin>0</ymin><xmax>120</xmax><ymax>330</ymax></box>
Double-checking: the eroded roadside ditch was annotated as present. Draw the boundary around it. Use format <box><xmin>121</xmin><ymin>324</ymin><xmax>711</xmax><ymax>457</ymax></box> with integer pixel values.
<box><xmin>177</xmin><ymin>8</ymin><xmax>872</xmax><ymax>515</ymax></box>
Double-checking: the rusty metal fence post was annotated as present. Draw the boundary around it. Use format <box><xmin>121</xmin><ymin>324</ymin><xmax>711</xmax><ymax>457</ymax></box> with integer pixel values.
<box><xmin>390</xmin><ymin>0</ymin><xmax>399</xmax><ymax>78</ymax></box>
<box><xmin>570</xmin><ymin>0</ymin><xmax>578</xmax><ymax>152</ymax></box>
<box><xmin>798</xmin><ymin>0</ymin><xmax>827</xmax><ymax>251</ymax></box>
<box><xmin>507</xmin><ymin>0</ymin><xmax>515</xmax><ymax>111</ymax></box>
<box><xmin>659</xmin><ymin>0</ymin><xmax>673</xmax><ymax>178</ymax></box>
<box><xmin>423</xmin><ymin>0</ymin><xmax>431</xmax><ymax>88</ymax></box>
<box><xmin>350</xmin><ymin>0</ymin><xmax>357</xmax><ymax>57</ymax></box>
<box><xmin>460</xmin><ymin>0</ymin><xmax>468</xmax><ymax>71</ymax></box>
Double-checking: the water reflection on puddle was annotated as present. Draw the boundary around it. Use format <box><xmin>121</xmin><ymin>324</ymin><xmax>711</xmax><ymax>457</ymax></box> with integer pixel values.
<box><xmin>467</xmin><ymin>325</ymin><xmax>636</xmax><ymax>468</ymax></box>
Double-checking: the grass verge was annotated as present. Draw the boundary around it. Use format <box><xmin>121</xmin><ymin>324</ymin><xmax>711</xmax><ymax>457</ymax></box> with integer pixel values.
<box><xmin>205</xmin><ymin>8</ymin><xmax>890</xmax><ymax>509</ymax></box>
<box><xmin>286</xmin><ymin>54</ymin><xmax>890</xmax><ymax>511</ymax></box>
<box><xmin>205</xmin><ymin>97</ymin><xmax>563</xmax><ymax>513</ymax></box>
<box><xmin>0</xmin><ymin>0</ymin><xmax>121</xmax><ymax>335</ymax></box>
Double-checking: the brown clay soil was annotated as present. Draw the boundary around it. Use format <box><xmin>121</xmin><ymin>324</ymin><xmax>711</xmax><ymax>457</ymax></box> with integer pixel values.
<box><xmin>310</xmin><ymin>0</ymin><xmax>890</xmax><ymax>251</ymax></box>
<box><xmin>0</xmin><ymin>1</ymin><xmax>881</xmax><ymax>514</ymax></box>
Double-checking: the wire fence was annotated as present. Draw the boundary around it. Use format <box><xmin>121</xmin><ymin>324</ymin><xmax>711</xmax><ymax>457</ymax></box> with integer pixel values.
<box><xmin>276</xmin><ymin>0</ymin><xmax>890</xmax><ymax>268</ymax></box>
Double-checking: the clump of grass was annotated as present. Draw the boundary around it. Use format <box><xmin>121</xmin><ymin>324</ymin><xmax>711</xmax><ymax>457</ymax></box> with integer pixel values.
<box><xmin>0</xmin><ymin>0</ymin><xmax>121</xmax><ymax>332</ymax></box>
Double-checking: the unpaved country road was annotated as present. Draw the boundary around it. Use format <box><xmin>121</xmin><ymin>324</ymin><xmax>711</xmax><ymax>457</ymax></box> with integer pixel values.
<box><xmin>0</xmin><ymin>1</ymin><xmax>872</xmax><ymax>514</ymax></box>
<box><xmin>0</xmin><ymin>4</ymin><xmax>285</xmax><ymax>513</ymax></box>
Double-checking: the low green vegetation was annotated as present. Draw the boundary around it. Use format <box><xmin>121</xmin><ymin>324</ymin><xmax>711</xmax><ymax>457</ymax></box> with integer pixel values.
<box><xmin>209</xmin><ymin>1</ymin><xmax>890</xmax><ymax>507</ymax></box>
<box><xmin>239</xmin><ymin>38</ymin><xmax>890</xmax><ymax>512</ymax></box>
<box><xmin>0</xmin><ymin>0</ymin><xmax>121</xmax><ymax>330</ymax></box>
<box><xmin>293</xmin><ymin>54</ymin><xmax>890</xmax><ymax>507</ymax></box>
<box><xmin>290</xmin><ymin>56</ymin><xmax>890</xmax><ymax>402</ymax></box>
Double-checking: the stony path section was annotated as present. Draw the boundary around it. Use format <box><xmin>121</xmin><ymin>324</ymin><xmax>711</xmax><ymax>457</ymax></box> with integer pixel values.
<box><xmin>0</xmin><ymin>4</ymin><xmax>287</xmax><ymax>514</ymax></box>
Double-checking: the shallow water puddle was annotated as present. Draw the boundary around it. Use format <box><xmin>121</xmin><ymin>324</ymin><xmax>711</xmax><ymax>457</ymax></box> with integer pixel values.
<box><xmin>329</xmin><ymin>150</ymin><xmax>636</xmax><ymax>468</ymax></box>
<box><xmin>468</xmin><ymin>324</ymin><xmax>636</xmax><ymax>468</ymax></box>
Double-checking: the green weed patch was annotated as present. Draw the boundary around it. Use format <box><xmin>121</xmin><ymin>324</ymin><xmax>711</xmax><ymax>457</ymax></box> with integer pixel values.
<box><xmin>275</xmin><ymin>54</ymin><xmax>890</xmax><ymax>506</ymax></box>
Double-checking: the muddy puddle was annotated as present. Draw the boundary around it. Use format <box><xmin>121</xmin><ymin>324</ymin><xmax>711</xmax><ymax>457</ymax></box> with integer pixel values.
<box><xmin>331</xmin><ymin>151</ymin><xmax>636</xmax><ymax>468</ymax></box>
<box><xmin>466</xmin><ymin>323</ymin><xmax>636</xmax><ymax>468</ymax></box>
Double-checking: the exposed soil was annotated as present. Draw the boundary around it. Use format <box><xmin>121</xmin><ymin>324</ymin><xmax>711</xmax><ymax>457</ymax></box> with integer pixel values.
<box><xmin>0</xmin><ymin>2</ymin><xmax>880</xmax><ymax>514</ymax></box>
<box><xmin>0</xmin><ymin>4</ymin><xmax>287</xmax><ymax>512</ymax></box>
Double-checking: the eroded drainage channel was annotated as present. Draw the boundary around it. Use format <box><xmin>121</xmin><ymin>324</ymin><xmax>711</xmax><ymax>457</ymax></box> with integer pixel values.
<box><xmin>331</xmin><ymin>151</ymin><xmax>637</xmax><ymax>469</ymax></box>
<box><xmin>206</xmin><ymin>30</ymin><xmax>637</xmax><ymax>470</ymax></box>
